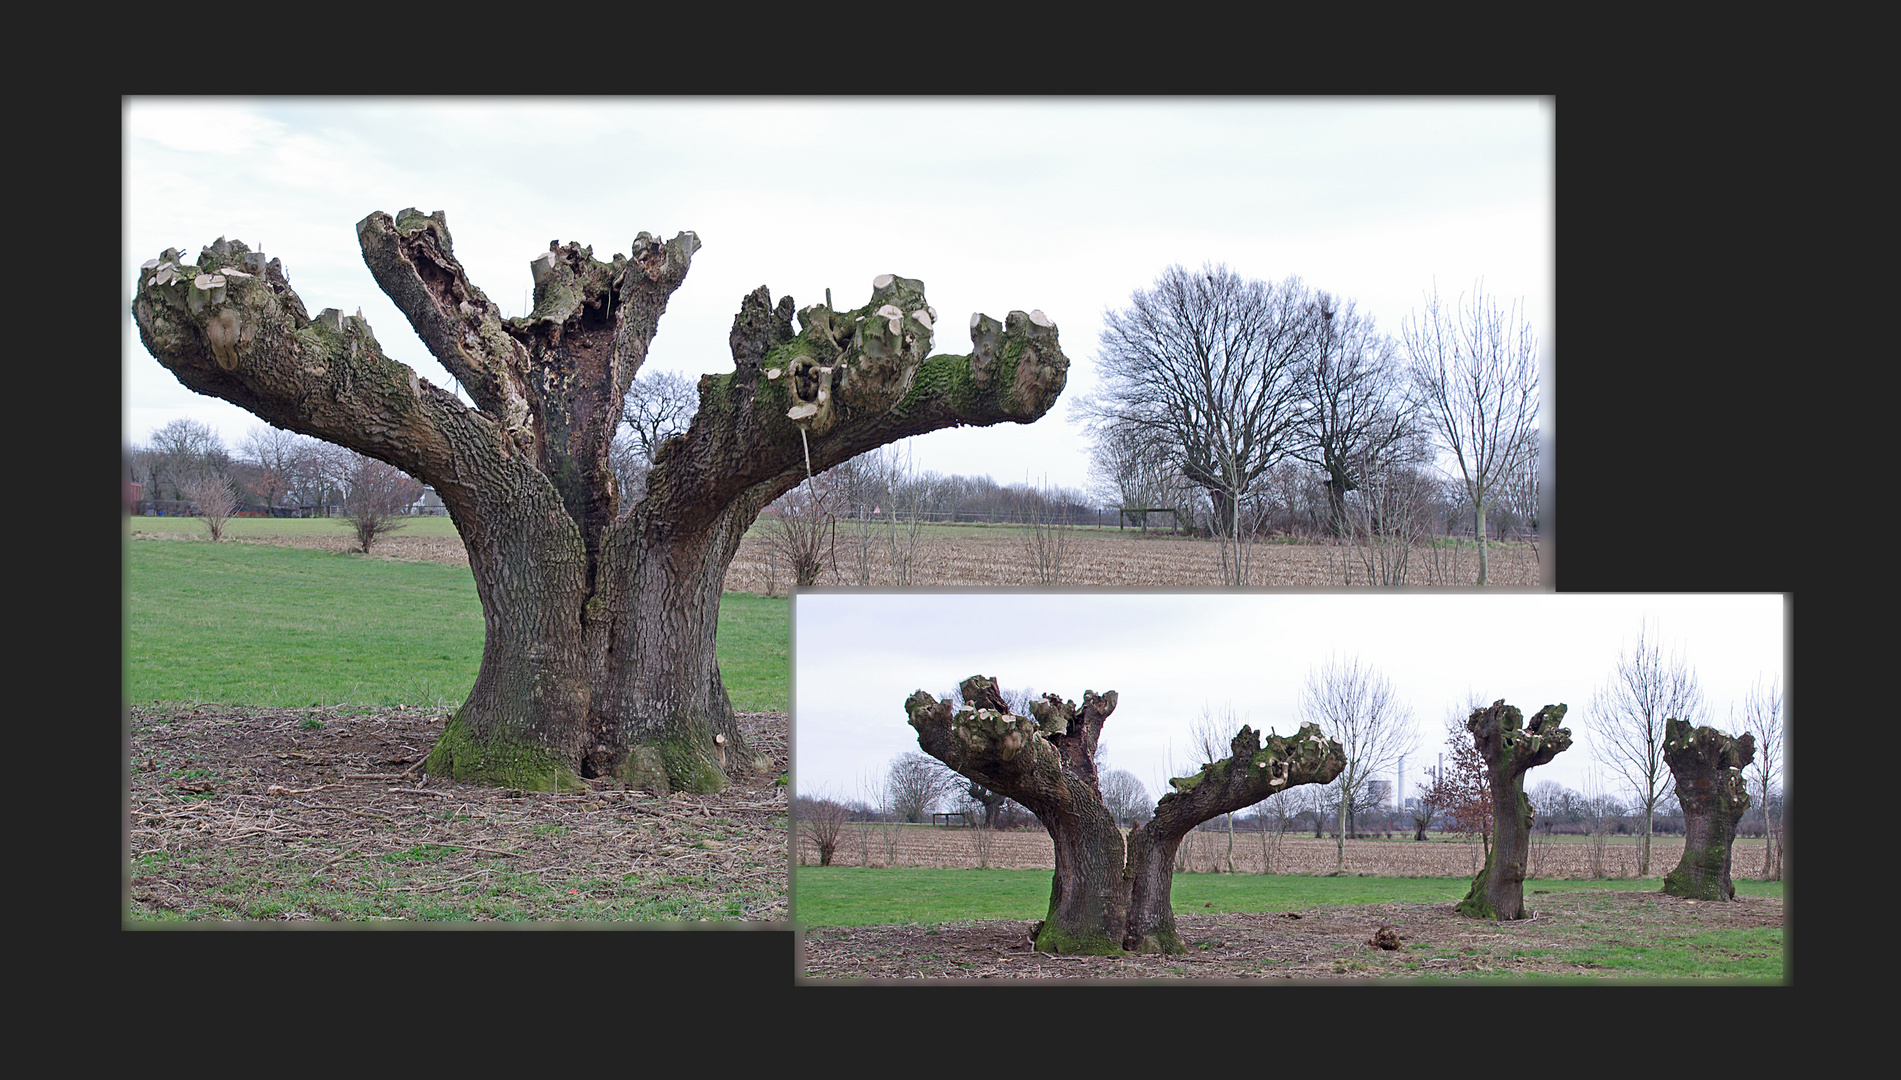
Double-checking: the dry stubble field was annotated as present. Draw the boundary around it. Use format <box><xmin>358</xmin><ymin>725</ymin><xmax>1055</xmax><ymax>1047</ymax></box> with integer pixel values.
<box><xmin>729</xmin><ymin>527</ymin><xmax>1540</xmax><ymax>590</ymax></box>
<box><xmin>198</xmin><ymin>525</ymin><xmax>1540</xmax><ymax>590</ymax></box>
<box><xmin>807</xmin><ymin>822</ymin><xmax>1723</xmax><ymax>880</ymax></box>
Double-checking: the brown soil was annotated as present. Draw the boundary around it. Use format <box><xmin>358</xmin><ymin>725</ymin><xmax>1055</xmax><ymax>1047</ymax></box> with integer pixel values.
<box><xmin>799</xmin><ymin>891</ymin><xmax>1784</xmax><ymax>982</ymax></box>
<box><xmin>127</xmin><ymin>704</ymin><xmax>790</xmax><ymax>923</ymax></box>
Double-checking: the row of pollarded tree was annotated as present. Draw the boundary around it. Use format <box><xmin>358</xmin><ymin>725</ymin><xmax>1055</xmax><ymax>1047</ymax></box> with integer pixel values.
<box><xmin>901</xmin><ymin>675</ymin><xmax>1761</xmax><ymax>955</ymax></box>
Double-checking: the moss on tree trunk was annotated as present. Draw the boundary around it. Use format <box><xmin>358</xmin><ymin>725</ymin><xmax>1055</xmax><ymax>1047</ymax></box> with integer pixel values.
<box><xmin>908</xmin><ymin>676</ymin><xmax>1344</xmax><ymax>955</ymax></box>
<box><xmin>1455</xmin><ymin>700</ymin><xmax>1571</xmax><ymax>921</ymax></box>
<box><xmin>135</xmin><ymin>211</ymin><xmax>1069</xmax><ymax>795</ymax></box>
<box><xmin>1660</xmin><ymin>718</ymin><xmax>1755</xmax><ymax>901</ymax></box>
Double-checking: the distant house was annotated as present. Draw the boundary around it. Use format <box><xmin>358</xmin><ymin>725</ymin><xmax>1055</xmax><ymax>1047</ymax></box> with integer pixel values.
<box><xmin>411</xmin><ymin>486</ymin><xmax>446</xmax><ymax>515</ymax></box>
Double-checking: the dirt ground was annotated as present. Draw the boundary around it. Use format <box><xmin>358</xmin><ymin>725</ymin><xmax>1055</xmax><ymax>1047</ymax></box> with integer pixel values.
<box><xmin>126</xmin><ymin>704</ymin><xmax>790</xmax><ymax>923</ymax></box>
<box><xmin>798</xmin><ymin>890</ymin><xmax>1783</xmax><ymax>981</ymax></box>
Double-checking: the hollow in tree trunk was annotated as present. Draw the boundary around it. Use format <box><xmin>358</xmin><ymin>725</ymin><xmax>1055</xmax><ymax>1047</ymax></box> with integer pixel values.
<box><xmin>1661</xmin><ymin>718</ymin><xmax>1755</xmax><ymax>901</ymax></box>
<box><xmin>135</xmin><ymin>212</ymin><xmax>1069</xmax><ymax>794</ymax></box>
<box><xmin>907</xmin><ymin>675</ymin><xmax>1344</xmax><ymax>955</ymax></box>
<box><xmin>1455</xmin><ymin>700</ymin><xmax>1571</xmax><ymax>920</ymax></box>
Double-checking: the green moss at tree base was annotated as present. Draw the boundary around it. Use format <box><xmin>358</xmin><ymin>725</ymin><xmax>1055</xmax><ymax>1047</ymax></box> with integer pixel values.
<box><xmin>1663</xmin><ymin>844</ymin><xmax>1734</xmax><ymax>900</ymax></box>
<box><xmin>1456</xmin><ymin>847</ymin><xmax>1499</xmax><ymax>919</ymax></box>
<box><xmin>616</xmin><ymin>736</ymin><xmax>728</xmax><ymax>796</ymax></box>
<box><xmin>1033</xmin><ymin>919</ymin><xmax>1128</xmax><ymax>957</ymax></box>
<box><xmin>424</xmin><ymin>711</ymin><xmax>586</xmax><ymax>793</ymax></box>
<box><xmin>1124</xmin><ymin>928</ymin><xmax>1187</xmax><ymax>955</ymax></box>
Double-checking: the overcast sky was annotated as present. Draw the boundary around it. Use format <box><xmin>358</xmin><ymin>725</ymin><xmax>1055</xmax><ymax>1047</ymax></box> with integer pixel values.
<box><xmin>124</xmin><ymin>97</ymin><xmax>1552</xmax><ymax>495</ymax></box>
<box><xmin>793</xmin><ymin>591</ymin><xmax>1787</xmax><ymax>812</ymax></box>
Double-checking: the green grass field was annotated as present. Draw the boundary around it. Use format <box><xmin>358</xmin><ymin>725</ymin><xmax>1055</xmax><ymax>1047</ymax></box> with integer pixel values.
<box><xmin>131</xmin><ymin>514</ymin><xmax>465</xmax><ymax>540</ymax></box>
<box><xmin>126</xmin><ymin>536</ymin><xmax>789</xmax><ymax>711</ymax></box>
<box><xmin>793</xmin><ymin>865</ymin><xmax>1785</xmax><ymax>928</ymax></box>
<box><xmin>795</xmin><ymin>867</ymin><xmax>1784</xmax><ymax>979</ymax></box>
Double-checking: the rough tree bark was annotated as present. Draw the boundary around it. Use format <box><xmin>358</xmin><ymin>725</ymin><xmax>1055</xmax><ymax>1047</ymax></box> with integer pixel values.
<box><xmin>135</xmin><ymin>212</ymin><xmax>1068</xmax><ymax>794</ymax></box>
<box><xmin>966</xmin><ymin>780</ymin><xmax>1007</xmax><ymax>828</ymax></box>
<box><xmin>907</xmin><ymin>675</ymin><xmax>1344</xmax><ymax>955</ymax></box>
<box><xmin>1660</xmin><ymin>718</ymin><xmax>1755</xmax><ymax>901</ymax></box>
<box><xmin>1455</xmin><ymin>700</ymin><xmax>1572</xmax><ymax>921</ymax></box>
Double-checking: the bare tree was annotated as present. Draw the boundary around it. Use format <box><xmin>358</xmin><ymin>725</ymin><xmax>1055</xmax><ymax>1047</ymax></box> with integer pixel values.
<box><xmin>610</xmin><ymin>368</ymin><xmax>700</xmax><ymax>503</ymax></box>
<box><xmin>1578</xmin><ymin>770</ymin><xmax>1623</xmax><ymax>879</ymax></box>
<box><xmin>1079</xmin><ymin>264</ymin><xmax>1315</xmax><ymax>583</ymax></box>
<box><xmin>1591</xmin><ymin>620</ymin><xmax>1705</xmax><ymax>876</ymax></box>
<box><xmin>1500</xmin><ymin>427</ymin><xmax>1542</xmax><ymax>540</ymax></box>
<box><xmin>1737</xmin><ymin>677</ymin><xmax>1784</xmax><ymax>880</ymax></box>
<box><xmin>144</xmin><ymin>418</ymin><xmax>231</xmax><ymax>503</ymax></box>
<box><xmin>136</xmin><ymin>220</ymin><xmax>1068</xmax><ymax>794</ymax></box>
<box><xmin>276</xmin><ymin>432</ymin><xmax>341</xmax><ymax>512</ymax></box>
<box><xmin>338</xmin><ymin>450</ymin><xmax>422</xmax><ymax>554</ymax></box>
<box><xmin>886</xmin><ymin>751</ymin><xmax>962</xmax><ymax>824</ymax></box>
<box><xmin>881</xmin><ymin>448</ymin><xmax>933</xmax><ymax>586</ymax></box>
<box><xmin>1248</xmin><ymin>789</ymin><xmax>1296</xmax><ymax>872</ymax></box>
<box><xmin>1403</xmin><ymin>281</ymin><xmax>1540</xmax><ymax>585</ymax></box>
<box><xmin>180</xmin><ymin>470</ymin><xmax>237</xmax><ymax>541</ymax></box>
<box><xmin>760</xmin><ymin>473</ymin><xmax>835</xmax><ymax>588</ymax></box>
<box><xmin>621</xmin><ymin>368</ymin><xmax>698</xmax><ymax>459</ymax></box>
<box><xmin>1298</xmin><ymin>655</ymin><xmax>1415</xmax><ymax>873</ymax></box>
<box><xmin>1086</xmin><ymin>416</ymin><xmax>1199</xmax><ymax>532</ymax></box>
<box><xmin>1408</xmin><ymin>778</ymin><xmax>1443</xmax><ymax>841</ymax></box>
<box><xmin>1098</xmin><ymin>768</ymin><xmax>1150</xmax><ymax>828</ymax></box>
<box><xmin>1018</xmin><ymin>477</ymin><xmax>1072</xmax><ymax>586</ymax></box>
<box><xmin>828</xmin><ymin>448</ymin><xmax>889</xmax><ymax>585</ymax></box>
<box><xmin>239</xmin><ymin>423</ymin><xmax>305</xmax><ymax>512</ymax></box>
<box><xmin>1340</xmin><ymin>447</ymin><xmax>1437</xmax><ymax>585</ymax></box>
<box><xmin>1289</xmin><ymin>292</ymin><xmax>1417</xmax><ymax>536</ymax></box>
<box><xmin>796</xmin><ymin>793</ymin><xmax>851</xmax><ymax>867</ymax></box>
<box><xmin>1188</xmin><ymin>706</ymin><xmax>1245</xmax><ymax>873</ymax></box>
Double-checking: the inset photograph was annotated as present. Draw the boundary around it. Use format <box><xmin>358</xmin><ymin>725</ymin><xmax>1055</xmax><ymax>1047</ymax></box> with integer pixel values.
<box><xmin>793</xmin><ymin>591</ymin><xmax>1786</xmax><ymax>982</ymax></box>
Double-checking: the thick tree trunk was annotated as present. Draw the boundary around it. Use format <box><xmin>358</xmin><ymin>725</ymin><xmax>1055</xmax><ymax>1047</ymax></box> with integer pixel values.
<box><xmin>1661</xmin><ymin>719</ymin><xmax>1755</xmax><ymax>901</ymax></box>
<box><xmin>136</xmin><ymin>213</ymin><xmax>1069</xmax><ymax>795</ymax></box>
<box><xmin>424</xmin><ymin>468</ymin><xmax>598</xmax><ymax>790</ymax></box>
<box><xmin>908</xmin><ymin>678</ymin><xmax>1129</xmax><ymax>954</ymax></box>
<box><xmin>1455</xmin><ymin>700</ymin><xmax>1572</xmax><ymax>920</ymax></box>
<box><xmin>910</xmin><ymin>678</ymin><xmax>1344</xmax><ymax>955</ymax></box>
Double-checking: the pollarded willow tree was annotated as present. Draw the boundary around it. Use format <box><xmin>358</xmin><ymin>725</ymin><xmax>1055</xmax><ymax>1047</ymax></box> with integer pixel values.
<box><xmin>1660</xmin><ymin>718</ymin><xmax>1755</xmax><ymax>901</ymax></box>
<box><xmin>1455</xmin><ymin>699</ymin><xmax>1572</xmax><ymax>921</ymax></box>
<box><xmin>135</xmin><ymin>211</ymin><xmax>1069</xmax><ymax>795</ymax></box>
<box><xmin>907</xmin><ymin>675</ymin><xmax>1345</xmax><ymax>955</ymax></box>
